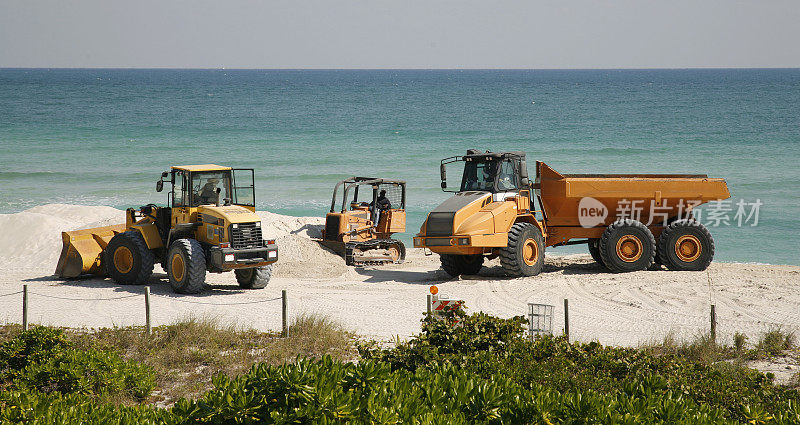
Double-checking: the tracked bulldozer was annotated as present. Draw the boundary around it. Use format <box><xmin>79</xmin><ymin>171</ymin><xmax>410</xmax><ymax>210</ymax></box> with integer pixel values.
<box><xmin>320</xmin><ymin>177</ymin><xmax>406</xmax><ymax>266</ymax></box>
<box><xmin>55</xmin><ymin>165</ymin><xmax>278</xmax><ymax>293</ymax></box>
<box><xmin>414</xmin><ymin>150</ymin><xmax>730</xmax><ymax>277</ymax></box>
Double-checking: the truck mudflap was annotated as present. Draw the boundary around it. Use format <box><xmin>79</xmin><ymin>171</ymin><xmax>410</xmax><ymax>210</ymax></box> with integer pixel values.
<box><xmin>208</xmin><ymin>244</ymin><xmax>278</xmax><ymax>272</ymax></box>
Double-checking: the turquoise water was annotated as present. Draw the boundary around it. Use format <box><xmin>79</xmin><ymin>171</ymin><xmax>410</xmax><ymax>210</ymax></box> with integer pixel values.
<box><xmin>1</xmin><ymin>69</ymin><xmax>798</xmax><ymax>265</ymax></box>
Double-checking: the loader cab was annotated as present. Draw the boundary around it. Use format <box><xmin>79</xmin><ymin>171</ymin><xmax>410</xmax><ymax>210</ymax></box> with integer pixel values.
<box><xmin>441</xmin><ymin>150</ymin><xmax>529</xmax><ymax>194</ymax></box>
<box><xmin>159</xmin><ymin>165</ymin><xmax>256</xmax><ymax>209</ymax></box>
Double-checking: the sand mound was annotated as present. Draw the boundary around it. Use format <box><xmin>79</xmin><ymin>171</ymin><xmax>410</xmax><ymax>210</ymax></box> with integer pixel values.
<box><xmin>256</xmin><ymin>211</ymin><xmax>350</xmax><ymax>279</ymax></box>
<box><xmin>0</xmin><ymin>205</ymin><xmax>122</xmax><ymax>270</ymax></box>
<box><xmin>0</xmin><ymin>204</ymin><xmax>348</xmax><ymax>278</ymax></box>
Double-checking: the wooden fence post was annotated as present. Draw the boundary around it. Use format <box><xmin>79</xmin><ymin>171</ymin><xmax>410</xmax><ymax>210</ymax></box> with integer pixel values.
<box><xmin>22</xmin><ymin>285</ymin><xmax>28</xmax><ymax>331</ymax></box>
<box><xmin>710</xmin><ymin>304</ymin><xmax>717</xmax><ymax>343</ymax></box>
<box><xmin>144</xmin><ymin>287</ymin><xmax>152</xmax><ymax>335</ymax></box>
<box><xmin>427</xmin><ymin>294</ymin><xmax>432</xmax><ymax>314</ymax></box>
<box><xmin>564</xmin><ymin>299</ymin><xmax>570</xmax><ymax>343</ymax></box>
<box><xmin>282</xmin><ymin>290</ymin><xmax>288</xmax><ymax>337</ymax></box>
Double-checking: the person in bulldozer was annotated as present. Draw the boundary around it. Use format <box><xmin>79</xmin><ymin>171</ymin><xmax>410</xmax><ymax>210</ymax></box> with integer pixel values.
<box><xmin>371</xmin><ymin>189</ymin><xmax>392</xmax><ymax>226</ymax></box>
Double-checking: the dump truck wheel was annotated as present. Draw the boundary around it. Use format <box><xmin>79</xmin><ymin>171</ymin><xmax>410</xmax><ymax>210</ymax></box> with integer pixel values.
<box><xmin>587</xmin><ymin>238</ymin><xmax>604</xmax><ymax>266</ymax></box>
<box><xmin>167</xmin><ymin>239</ymin><xmax>207</xmax><ymax>294</ymax></box>
<box><xmin>440</xmin><ymin>254</ymin><xmax>484</xmax><ymax>277</ymax></box>
<box><xmin>657</xmin><ymin>219</ymin><xmax>714</xmax><ymax>271</ymax></box>
<box><xmin>500</xmin><ymin>223</ymin><xmax>545</xmax><ymax>277</ymax></box>
<box><xmin>235</xmin><ymin>266</ymin><xmax>272</xmax><ymax>289</ymax></box>
<box><xmin>598</xmin><ymin>219</ymin><xmax>655</xmax><ymax>272</ymax></box>
<box><xmin>104</xmin><ymin>231</ymin><xmax>154</xmax><ymax>285</ymax></box>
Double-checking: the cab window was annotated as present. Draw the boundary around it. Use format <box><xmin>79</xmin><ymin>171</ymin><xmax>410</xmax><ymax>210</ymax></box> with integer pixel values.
<box><xmin>192</xmin><ymin>171</ymin><xmax>231</xmax><ymax>206</ymax></box>
<box><xmin>461</xmin><ymin>161</ymin><xmax>498</xmax><ymax>192</ymax></box>
<box><xmin>496</xmin><ymin>160</ymin><xmax>519</xmax><ymax>191</ymax></box>
<box><xmin>173</xmin><ymin>171</ymin><xmax>187</xmax><ymax>207</ymax></box>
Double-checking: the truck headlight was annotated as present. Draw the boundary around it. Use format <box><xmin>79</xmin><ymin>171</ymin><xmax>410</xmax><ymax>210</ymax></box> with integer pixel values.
<box><xmin>459</xmin><ymin>238</ymin><xmax>470</xmax><ymax>245</ymax></box>
<box><xmin>268</xmin><ymin>251</ymin><xmax>277</xmax><ymax>259</ymax></box>
<box><xmin>232</xmin><ymin>223</ymin><xmax>238</xmax><ymax>229</ymax></box>
<box><xmin>224</xmin><ymin>254</ymin><xmax>235</xmax><ymax>262</ymax></box>
<box><xmin>254</xmin><ymin>221</ymin><xmax>261</xmax><ymax>227</ymax></box>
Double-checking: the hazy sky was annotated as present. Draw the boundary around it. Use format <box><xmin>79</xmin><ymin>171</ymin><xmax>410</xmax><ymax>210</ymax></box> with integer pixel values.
<box><xmin>1</xmin><ymin>0</ymin><xmax>799</xmax><ymax>68</ymax></box>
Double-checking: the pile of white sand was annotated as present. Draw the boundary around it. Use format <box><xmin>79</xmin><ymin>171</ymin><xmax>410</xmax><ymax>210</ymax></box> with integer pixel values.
<box><xmin>0</xmin><ymin>204</ymin><xmax>121</xmax><ymax>271</ymax></box>
<box><xmin>256</xmin><ymin>211</ymin><xmax>350</xmax><ymax>279</ymax></box>
<box><xmin>0</xmin><ymin>204</ymin><xmax>349</xmax><ymax>278</ymax></box>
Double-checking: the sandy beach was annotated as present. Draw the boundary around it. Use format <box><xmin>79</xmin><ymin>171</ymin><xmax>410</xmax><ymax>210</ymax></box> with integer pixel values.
<box><xmin>1</xmin><ymin>204</ymin><xmax>799</xmax><ymax>349</ymax></box>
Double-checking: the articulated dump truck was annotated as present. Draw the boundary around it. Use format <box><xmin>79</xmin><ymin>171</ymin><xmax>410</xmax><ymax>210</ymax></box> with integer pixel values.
<box><xmin>414</xmin><ymin>150</ymin><xmax>730</xmax><ymax>277</ymax></box>
<box><xmin>55</xmin><ymin>165</ymin><xmax>278</xmax><ymax>294</ymax></box>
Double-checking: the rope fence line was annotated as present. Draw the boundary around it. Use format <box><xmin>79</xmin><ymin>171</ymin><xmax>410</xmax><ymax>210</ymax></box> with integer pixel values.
<box><xmin>10</xmin><ymin>284</ymin><xmax>289</xmax><ymax>337</ymax></box>
<box><xmin>27</xmin><ymin>291</ymin><xmax>140</xmax><ymax>301</ymax></box>
<box><xmin>149</xmin><ymin>293</ymin><xmax>282</xmax><ymax>305</ymax></box>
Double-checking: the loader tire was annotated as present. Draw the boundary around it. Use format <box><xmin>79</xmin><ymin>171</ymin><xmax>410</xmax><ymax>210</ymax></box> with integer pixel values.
<box><xmin>440</xmin><ymin>254</ymin><xmax>484</xmax><ymax>278</ymax></box>
<box><xmin>588</xmin><ymin>238</ymin><xmax>604</xmax><ymax>266</ymax></box>
<box><xmin>598</xmin><ymin>219</ymin><xmax>655</xmax><ymax>273</ymax></box>
<box><xmin>500</xmin><ymin>223</ymin><xmax>545</xmax><ymax>277</ymax></box>
<box><xmin>167</xmin><ymin>239</ymin><xmax>207</xmax><ymax>294</ymax></box>
<box><xmin>104</xmin><ymin>231</ymin><xmax>154</xmax><ymax>285</ymax></box>
<box><xmin>235</xmin><ymin>265</ymin><xmax>272</xmax><ymax>289</ymax></box>
<box><xmin>657</xmin><ymin>219</ymin><xmax>714</xmax><ymax>271</ymax></box>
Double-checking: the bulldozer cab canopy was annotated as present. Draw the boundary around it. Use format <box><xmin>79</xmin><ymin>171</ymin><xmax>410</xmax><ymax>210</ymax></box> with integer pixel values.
<box><xmin>441</xmin><ymin>150</ymin><xmax>529</xmax><ymax>193</ymax></box>
<box><xmin>329</xmin><ymin>177</ymin><xmax>406</xmax><ymax>213</ymax></box>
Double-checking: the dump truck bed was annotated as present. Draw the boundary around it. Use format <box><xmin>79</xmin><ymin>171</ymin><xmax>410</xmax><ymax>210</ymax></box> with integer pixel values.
<box><xmin>536</xmin><ymin>162</ymin><xmax>731</xmax><ymax>228</ymax></box>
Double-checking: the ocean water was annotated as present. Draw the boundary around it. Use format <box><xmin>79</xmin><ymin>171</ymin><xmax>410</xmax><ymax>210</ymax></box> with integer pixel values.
<box><xmin>1</xmin><ymin>69</ymin><xmax>798</xmax><ymax>265</ymax></box>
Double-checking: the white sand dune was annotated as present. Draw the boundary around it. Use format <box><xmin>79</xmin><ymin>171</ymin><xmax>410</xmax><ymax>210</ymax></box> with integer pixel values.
<box><xmin>1</xmin><ymin>204</ymin><xmax>799</xmax><ymax>353</ymax></box>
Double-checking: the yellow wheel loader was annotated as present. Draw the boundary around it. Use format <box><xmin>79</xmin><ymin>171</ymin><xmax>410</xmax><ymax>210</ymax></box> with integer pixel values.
<box><xmin>320</xmin><ymin>177</ymin><xmax>406</xmax><ymax>266</ymax></box>
<box><xmin>55</xmin><ymin>165</ymin><xmax>278</xmax><ymax>293</ymax></box>
<box><xmin>414</xmin><ymin>150</ymin><xmax>730</xmax><ymax>277</ymax></box>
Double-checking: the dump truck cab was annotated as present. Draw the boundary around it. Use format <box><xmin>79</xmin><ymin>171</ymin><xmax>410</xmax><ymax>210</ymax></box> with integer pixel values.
<box><xmin>414</xmin><ymin>150</ymin><xmax>539</xmax><ymax>256</ymax></box>
<box><xmin>56</xmin><ymin>164</ymin><xmax>277</xmax><ymax>294</ymax></box>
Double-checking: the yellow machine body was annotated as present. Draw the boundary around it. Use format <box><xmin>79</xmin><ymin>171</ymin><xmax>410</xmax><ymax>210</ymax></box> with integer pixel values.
<box><xmin>320</xmin><ymin>177</ymin><xmax>407</xmax><ymax>266</ymax></box>
<box><xmin>414</xmin><ymin>156</ymin><xmax>730</xmax><ymax>255</ymax></box>
<box><xmin>55</xmin><ymin>164</ymin><xmax>276</xmax><ymax>278</ymax></box>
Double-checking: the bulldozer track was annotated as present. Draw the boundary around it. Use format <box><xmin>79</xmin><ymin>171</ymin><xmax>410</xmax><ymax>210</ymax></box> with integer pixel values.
<box><xmin>345</xmin><ymin>239</ymin><xmax>406</xmax><ymax>267</ymax></box>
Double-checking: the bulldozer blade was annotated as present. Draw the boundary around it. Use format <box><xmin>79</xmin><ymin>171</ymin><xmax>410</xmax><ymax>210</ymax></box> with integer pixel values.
<box><xmin>55</xmin><ymin>224</ymin><xmax>126</xmax><ymax>278</ymax></box>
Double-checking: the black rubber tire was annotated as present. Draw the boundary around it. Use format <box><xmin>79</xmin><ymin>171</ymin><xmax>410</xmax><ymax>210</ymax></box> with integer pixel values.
<box><xmin>235</xmin><ymin>265</ymin><xmax>272</xmax><ymax>289</ymax></box>
<box><xmin>167</xmin><ymin>239</ymin><xmax>207</xmax><ymax>294</ymax></box>
<box><xmin>440</xmin><ymin>254</ymin><xmax>484</xmax><ymax>277</ymax></box>
<box><xmin>500</xmin><ymin>223</ymin><xmax>545</xmax><ymax>277</ymax></box>
<box><xmin>104</xmin><ymin>231</ymin><xmax>154</xmax><ymax>285</ymax></box>
<box><xmin>588</xmin><ymin>238</ymin><xmax>604</xmax><ymax>265</ymax></box>
<box><xmin>598</xmin><ymin>219</ymin><xmax>656</xmax><ymax>273</ymax></box>
<box><xmin>657</xmin><ymin>219</ymin><xmax>714</xmax><ymax>271</ymax></box>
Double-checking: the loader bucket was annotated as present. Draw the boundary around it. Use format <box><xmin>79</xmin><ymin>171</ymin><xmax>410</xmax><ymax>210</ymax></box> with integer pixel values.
<box><xmin>55</xmin><ymin>224</ymin><xmax>126</xmax><ymax>278</ymax></box>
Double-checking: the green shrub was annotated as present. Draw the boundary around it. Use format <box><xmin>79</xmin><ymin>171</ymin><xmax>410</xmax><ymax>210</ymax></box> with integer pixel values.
<box><xmin>0</xmin><ymin>326</ymin><xmax>70</xmax><ymax>380</ymax></box>
<box><xmin>359</xmin><ymin>306</ymin><xmax>527</xmax><ymax>371</ymax></box>
<box><xmin>757</xmin><ymin>328</ymin><xmax>795</xmax><ymax>357</ymax></box>
<box><xmin>14</xmin><ymin>347</ymin><xmax>154</xmax><ymax>400</ymax></box>
<box><xmin>172</xmin><ymin>356</ymin><xmax>740</xmax><ymax>424</ymax></box>
<box><xmin>0</xmin><ymin>390</ymin><xmax>169</xmax><ymax>424</ymax></box>
<box><xmin>734</xmin><ymin>331</ymin><xmax>748</xmax><ymax>351</ymax></box>
<box><xmin>0</xmin><ymin>327</ymin><xmax>155</xmax><ymax>401</ymax></box>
